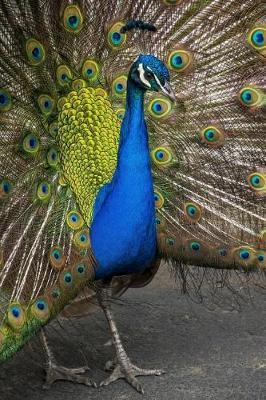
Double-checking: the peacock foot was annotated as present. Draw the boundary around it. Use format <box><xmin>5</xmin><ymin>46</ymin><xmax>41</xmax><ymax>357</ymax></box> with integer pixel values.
<box><xmin>43</xmin><ymin>363</ymin><xmax>97</xmax><ymax>389</ymax></box>
<box><xmin>98</xmin><ymin>290</ymin><xmax>165</xmax><ymax>394</ymax></box>
<box><xmin>100</xmin><ymin>358</ymin><xmax>165</xmax><ymax>394</ymax></box>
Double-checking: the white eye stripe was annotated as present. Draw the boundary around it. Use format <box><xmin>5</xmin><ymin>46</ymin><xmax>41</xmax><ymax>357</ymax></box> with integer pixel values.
<box><xmin>138</xmin><ymin>63</ymin><xmax>151</xmax><ymax>88</ymax></box>
<box><xmin>154</xmin><ymin>73</ymin><xmax>164</xmax><ymax>90</ymax></box>
<box><xmin>145</xmin><ymin>65</ymin><xmax>164</xmax><ymax>90</ymax></box>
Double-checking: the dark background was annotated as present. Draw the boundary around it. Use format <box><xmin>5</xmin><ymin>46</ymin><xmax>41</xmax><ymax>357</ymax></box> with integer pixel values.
<box><xmin>0</xmin><ymin>266</ymin><xmax>265</xmax><ymax>400</ymax></box>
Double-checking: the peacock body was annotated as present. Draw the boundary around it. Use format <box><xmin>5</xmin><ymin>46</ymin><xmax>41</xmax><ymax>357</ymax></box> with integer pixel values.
<box><xmin>0</xmin><ymin>0</ymin><xmax>265</xmax><ymax>392</ymax></box>
<box><xmin>91</xmin><ymin>57</ymin><xmax>164</xmax><ymax>279</ymax></box>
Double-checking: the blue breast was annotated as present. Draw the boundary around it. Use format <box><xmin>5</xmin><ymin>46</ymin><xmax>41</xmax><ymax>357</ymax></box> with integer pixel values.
<box><xmin>90</xmin><ymin>80</ymin><xmax>157</xmax><ymax>280</ymax></box>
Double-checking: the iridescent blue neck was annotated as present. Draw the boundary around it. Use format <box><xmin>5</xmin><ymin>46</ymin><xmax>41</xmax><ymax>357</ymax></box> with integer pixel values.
<box><xmin>91</xmin><ymin>77</ymin><xmax>156</xmax><ymax>280</ymax></box>
<box><xmin>115</xmin><ymin>78</ymin><xmax>152</xmax><ymax>191</ymax></box>
<box><xmin>119</xmin><ymin>78</ymin><xmax>146</xmax><ymax>149</ymax></box>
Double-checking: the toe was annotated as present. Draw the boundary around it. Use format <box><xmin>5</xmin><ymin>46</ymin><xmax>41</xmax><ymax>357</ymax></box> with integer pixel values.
<box><xmin>100</xmin><ymin>367</ymin><xmax>123</xmax><ymax>386</ymax></box>
<box><xmin>100</xmin><ymin>361</ymin><xmax>164</xmax><ymax>393</ymax></box>
<box><xmin>104</xmin><ymin>360</ymin><xmax>116</xmax><ymax>372</ymax></box>
<box><xmin>153</xmin><ymin>368</ymin><xmax>165</xmax><ymax>376</ymax></box>
<box><xmin>43</xmin><ymin>364</ymin><xmax>96</xmax><ymax>388</ymax></box>
<box><xmin>61</xmin><ymin>366</ymin><xmax>90</xmax><ymax>374</ymax></box>
<box><xmin>126</xmin><ymin>375</ymin><xmax>144</xmax><ymax>394</ymax></box>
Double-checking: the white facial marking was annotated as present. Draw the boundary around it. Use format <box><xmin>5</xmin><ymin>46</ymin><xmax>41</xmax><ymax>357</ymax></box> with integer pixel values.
<box><xmin>154</xmin><ymin>73</ymin><xmax>164</xmax><ymax>91</ymax></box>
<box><xmin>138</xmin><ymin>63</ymin><xmax>151</xmax><ymax>88</ymax></box>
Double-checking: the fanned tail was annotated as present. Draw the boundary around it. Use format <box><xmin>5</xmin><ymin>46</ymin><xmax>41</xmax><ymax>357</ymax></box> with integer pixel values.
<box><xmin>147</xmin><ymin>1</ymin><xmax>266</xmax><ymax>299</ymax></box>
<box><xmin>0</xmin><ymin>0</ymin><xmax>265</xmax><ymax>362</ymax></box>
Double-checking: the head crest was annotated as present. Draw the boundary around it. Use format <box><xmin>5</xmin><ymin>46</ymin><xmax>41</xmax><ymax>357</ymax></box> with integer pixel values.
<box><xmin>120</xmin><ymin>20</ymin><xmax>157</xmax><ymax>34</ymax></box>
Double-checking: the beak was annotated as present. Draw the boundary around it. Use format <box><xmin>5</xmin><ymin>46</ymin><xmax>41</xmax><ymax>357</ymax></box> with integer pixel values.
<box><xmin>153</xmin><ymin>73</ymin><xmax>176</xmax><ymax>102</ymax></box>
<box><xmin>159</xmin><ymin>81</ymin><xmax>176</xmax><ymax>102</ymax></box>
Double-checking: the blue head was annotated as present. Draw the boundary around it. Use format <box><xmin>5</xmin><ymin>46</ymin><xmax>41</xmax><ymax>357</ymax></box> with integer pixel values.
<box><xmin>129</xmin><ymin>54</ymin><xmax>175</xmax><ymax>101</ymax></box>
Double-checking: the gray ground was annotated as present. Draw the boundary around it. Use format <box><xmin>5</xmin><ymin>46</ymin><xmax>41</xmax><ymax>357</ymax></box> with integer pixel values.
<box><xmin>0</xmin><ymin>267</ymin><xmax>265</xmax><ymax>400</ymax></box>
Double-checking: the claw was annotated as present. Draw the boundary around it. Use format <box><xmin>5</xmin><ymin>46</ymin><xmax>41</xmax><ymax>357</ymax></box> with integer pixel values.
<box><xmin>104</xmin><ymin>359</ymin><xmax>116</xmax><ymax>372</ymax></box>
<box><xmin>100</xmin><ymin>361</ymin><xmax>165</xmax><ymax>394</ymax></box>
<box><xmin>43</xmin><ymin>363</ymin><xmax>97</xmax><ymax>389</ymax></box>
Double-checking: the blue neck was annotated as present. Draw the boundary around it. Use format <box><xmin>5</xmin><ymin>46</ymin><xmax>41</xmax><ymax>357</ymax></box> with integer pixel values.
<box><xmin>91</xmin><ymin>78</ymin><xmax>156</xmax><ymax>280</ymax></box>
<box><xmin>117</xmin><ymin>79</ymin><xmax>149</xmax><ymax>178</ymax></box>
<box><xmin>120</xmin><ymin>79</ymin><xmax>145</xmax><ymax>145</ymax></box>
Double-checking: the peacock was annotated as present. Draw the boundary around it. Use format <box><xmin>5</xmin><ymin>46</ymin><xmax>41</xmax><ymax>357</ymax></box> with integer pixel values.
<box><xmin>0</xmin><ymin>0</ymin><xmax>266</xmax><ymax>394</ymax></box>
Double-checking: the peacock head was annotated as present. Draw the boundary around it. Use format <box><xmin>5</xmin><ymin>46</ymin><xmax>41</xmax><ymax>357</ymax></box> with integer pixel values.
<box><xmin>129</xmin><ymin>54</ymin><xmax>176</xmax><ymax>101</ymax></box>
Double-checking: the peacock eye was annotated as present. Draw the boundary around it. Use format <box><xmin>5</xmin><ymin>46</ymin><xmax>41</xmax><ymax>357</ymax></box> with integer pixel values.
<box><xmin>26</xmin><ymin>38</ymin><xmax>46</xmax><ymax>65</ymax></box>
<box><xmin>49</xmin><ymin>246</ymin><xmax>65</xmax><ymax>270</ymax></box>
<box><xmin>56</xmin><ymin>65</ymin><xmax>73</xmax><ymax>87</ymax></box>
<box><xmin>238</xmin><ymin>86</ymin><xmax>264</xmax><ymax>108</ymax></box>
<box><xmin>107</xmin><ymin>21</ymin><xmax>127</xmax><ymax>49</ymax></box>
<box><xmin>0</xmin><ymin>88</ymin><xmax>12</xmax><ymax>112</ymax></box>
<box><xmin>0</xmin><ymin>179</ymin><xmax>13</xmax><ymax>198</ymax></box>
<box><xmin>112</xmin><ymin>75</ymin><xmax>127</xmax><ymax>97</ymax></box>
<box><xmin>63</xmin><ymin>5</ymin><xmax>84</xmax><ymax>33</ymax></box>
<box><xmin>147</xmin><ymin>97</ymin><xmax>172</xmax><ymax>119</ymax></box>
<box><xmin>36</xmin><ymin>181</ymin><xmax>52</xmax><ymax>202</ymax></box>
<box><xmin>31</xmin><ymin>298</ymin><xmax>50</xmax><ymax>322</ymax></box>
<box><xmin>37</xmin><ymin>94</ymin><xmax>55</xmax><ymax>116</ymax></box>
<box><xmin>7</xmin><ymin>303</ymin><xmax>26</xmax><ymax>330</ymax></box>
<box><xmin>247</xmin><ymin>172</ymin><xmax>266</xmax><ymax>191</ymax></box>
<box><xmin>82</xmin><ymin>59</ymin><xmax>100</xmax><ymax>82</ymax></box>
<box><xmin>248</xmin><ymin>25</ymin><xmax>266</xmax><ymax>54</ymax></box>
<box><xmin>66</xmin><ymin>210</ymin><xmax>84</xmax><ymax>230</ymax></box>
<box><xmin>145</xmin><ymin>72</ymin><xmax>153</xmax><ymax>80</ymax></box>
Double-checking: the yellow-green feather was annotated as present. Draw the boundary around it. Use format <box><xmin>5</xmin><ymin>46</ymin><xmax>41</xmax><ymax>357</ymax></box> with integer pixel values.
<box><xmin>57</xmin><ymin>87</ymin><xmax>120</xmax><ymax>225</ymax></box>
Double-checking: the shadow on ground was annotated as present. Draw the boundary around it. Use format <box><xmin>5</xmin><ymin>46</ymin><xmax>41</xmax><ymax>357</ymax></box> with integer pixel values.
<box><xmin>0</xmin><ymin>268</ymin><xmax>265</xmax><ymax>400</ymax></box>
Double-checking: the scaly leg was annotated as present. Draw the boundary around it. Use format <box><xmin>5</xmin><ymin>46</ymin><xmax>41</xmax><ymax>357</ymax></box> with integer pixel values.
<box><xmin>40</xmin><ymin>328</ymin><xmax>96</xmax><ymax>389</ymax></box>
<box><xmin>98</xmin><ymin>289</ymin><xmax>165</xmax><ymax>394</ymax></box>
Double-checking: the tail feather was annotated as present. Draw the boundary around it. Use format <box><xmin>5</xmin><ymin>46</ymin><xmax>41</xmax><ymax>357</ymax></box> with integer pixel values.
<box><xmin>146</xmin><ymin>1</ymin><xmax>266</xmax><ymax>272</ymax></box>
<box><xmin>0</xmin><ymin>0</ymin><xmax>265</xmax><ymax>362</ymax></box>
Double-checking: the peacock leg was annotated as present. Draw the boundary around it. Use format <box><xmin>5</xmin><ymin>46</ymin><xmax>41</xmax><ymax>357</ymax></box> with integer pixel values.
<box><xmin>40</xmin><ymin>328</ymin><xmax>96</xmax><ymax>389</ymax></box>
<box><xmin>98</xmin><ymin>289</ymin><xmax>165</xmax><ymax>394</ymax></box>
